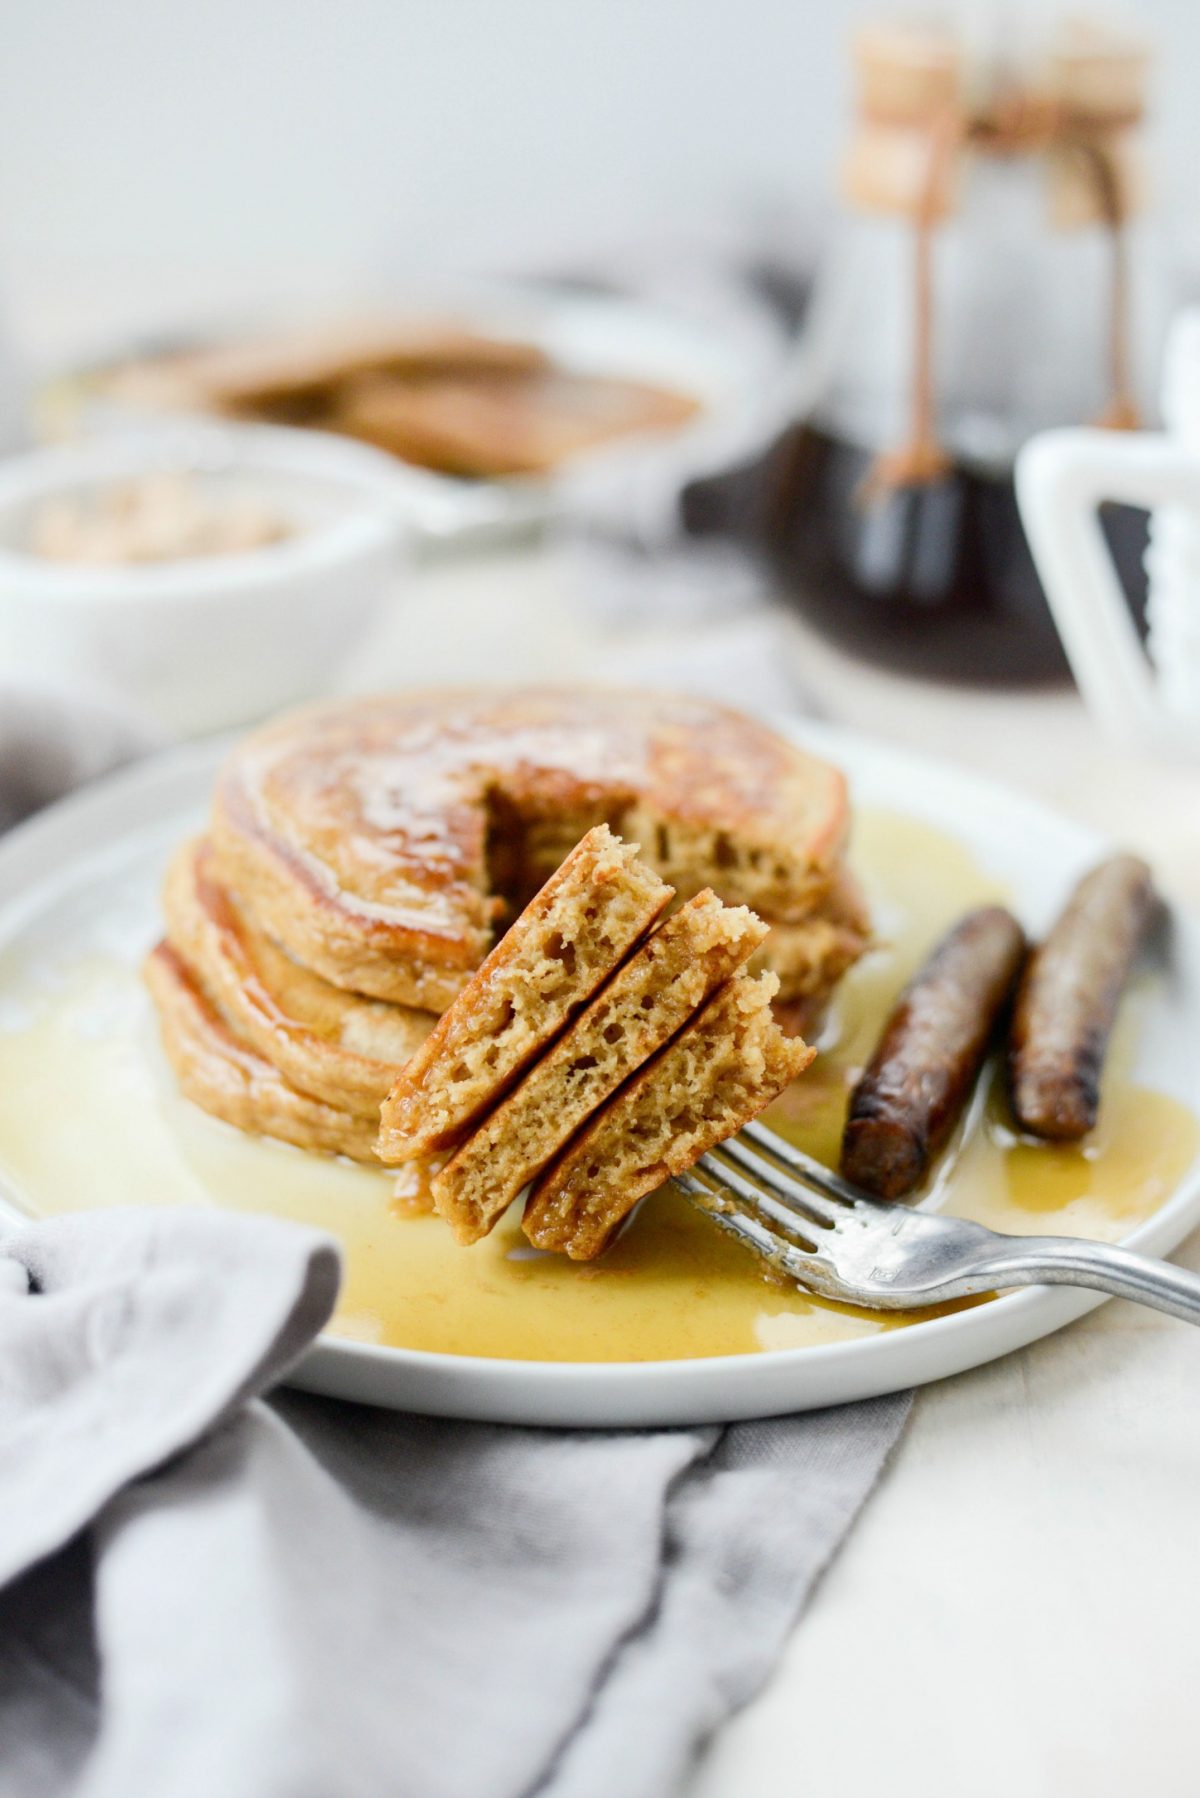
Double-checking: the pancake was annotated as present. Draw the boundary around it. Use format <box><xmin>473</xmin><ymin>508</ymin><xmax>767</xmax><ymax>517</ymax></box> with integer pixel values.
<box><xmin>162</xmin><ymin>838</ymin><xmax>433</xmax><ymax>1118</ymax></box>
<box><xmin>335</xmin><ymin>370</ymin><xmax>699</xmax><ymax>478</ymax></box>
<box><xmin>431</xmin><ymin>890</ymin><xmax>767</xmax><ymax>1245</ymax></box>
<box><xmin>143</xmin><ymin>942</ymin><xmax>379</xmax><ymax>1162</ymax></box>
<box><xmin>522</xmin><ymin>972</ymin><xmax>814</xmax><ymax>1260</ymax></box>
<box><xmin>377</xmin><ymin>825</ymin><xmax>671</xmax><ymax>1162</ymax></box>
<box><xmin>104</xmin><ymin>319</ymin><xmax>550</xmax><ymax>420</ymax></box>
<box><xmin>210</xmin><ymin>687</ymin><xmax>852</xmax><ymax>1009</ymax></box>
<box><xmin>750</xmin><ymin>869</ymin><xmax>872</xmax><ymax>1004</ymax></box>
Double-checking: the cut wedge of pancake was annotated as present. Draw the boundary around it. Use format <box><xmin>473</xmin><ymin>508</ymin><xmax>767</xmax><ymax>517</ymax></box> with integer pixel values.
<box><xmin>432</xmin><ymin>890</ymin><xmax>768</xmax><ymax>1244</ymax></box>
<box><xmin>143</xmin><ymin>942</ymin><xmax>379</xmax><ymax>1162</ymax></box>
<box><xmin>523</xmin><ymin>972</ymin><xmax>814</xmax><ymax>1260</ymax></box>
<box><xmin>210</xmin><ymin>687</ymin><xmax>851</xmax><ymax>1008</ymax></box>
<box><xmin>377</xmin><ymin>825</ymin><xmax>672</xmax><ymax>1162</ymax></box>
<box><xmin>162</xmin><ymin>838</ymin><xmax>433</xmax><ymax>1118</ymax></box>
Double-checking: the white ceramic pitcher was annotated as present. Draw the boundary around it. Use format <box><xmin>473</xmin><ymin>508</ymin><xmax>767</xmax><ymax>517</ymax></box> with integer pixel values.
<box><xmin>1017</xmin><ymin>308</ymin><xmax>1200</xmax><ymax>759</ymax></box>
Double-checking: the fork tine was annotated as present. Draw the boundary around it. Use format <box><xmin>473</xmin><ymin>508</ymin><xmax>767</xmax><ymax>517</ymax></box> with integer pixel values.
<box><xmin>717</xmin><ymin>1132</ymin><xmax>843</xmax><ymax>1229</ymax></box>
<box><xmin>697</xmin><ymin>1150</ymin><xmax>829</xmax><ymax>1249</ymax></box>
<box><xmin>673</xmin><ymin>1168</ymin><xmax>821</xmax><ymax>1284</ymax></box>
<box><xmin>741</xmin><ymin>1120</ymin><xmax>884</xmax><ymax>1211</ymax></box>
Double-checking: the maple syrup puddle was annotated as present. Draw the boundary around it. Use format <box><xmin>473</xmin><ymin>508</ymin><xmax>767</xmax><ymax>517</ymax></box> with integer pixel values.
<box><xmin>0</xmin><ymin>809</ymin><xmax>1195</xmax><ymax>1362</ymax></box>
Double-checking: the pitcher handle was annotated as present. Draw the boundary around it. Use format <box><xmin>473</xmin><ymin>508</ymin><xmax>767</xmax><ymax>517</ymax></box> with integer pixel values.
<box><xmin>1016</xmin><ymin>427</ymin><xmax>1200</xmax><ymax>750</ymax></box>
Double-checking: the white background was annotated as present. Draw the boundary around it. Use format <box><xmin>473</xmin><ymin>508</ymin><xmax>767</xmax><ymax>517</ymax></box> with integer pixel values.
<box><xmin>3</xmin><ymin>0</ymin><xmax>1200</xmax><ymax>360</ymax></box>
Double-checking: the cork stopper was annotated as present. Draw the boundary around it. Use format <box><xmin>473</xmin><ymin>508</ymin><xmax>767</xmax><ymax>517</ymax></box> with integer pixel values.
<box><xmin>852</xmin><ymin>20</ymin><xmax>962</xmax><ymax>125</ymax></box>
<box><xmin>843</xmin><ymin>12</ymin><xmax>1150</xmax><ymax>218</ymax></box>
<box><xmin>1051</xmin><ymin>20</ymin><xmax>1150</xmax><ymax>128</ymax></box>
<box><xmin>843</xmin><ymin>22</ymin><xmax>964</xmax><ymax>218</ymax></box>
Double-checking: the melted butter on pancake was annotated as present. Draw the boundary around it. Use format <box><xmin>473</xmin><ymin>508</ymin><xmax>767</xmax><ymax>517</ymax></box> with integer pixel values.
<box><xmin>212</xmin><ymin>689</ymin><xmax>852</xmax><ymax>1008</ymax></box>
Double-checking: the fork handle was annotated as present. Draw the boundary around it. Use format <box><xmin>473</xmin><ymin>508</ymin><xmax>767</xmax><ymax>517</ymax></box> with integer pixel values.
<box><xmin>980</xmin><ymin>1237</ymin><xmax>1200</xmax><ymax>1325</ymax></box>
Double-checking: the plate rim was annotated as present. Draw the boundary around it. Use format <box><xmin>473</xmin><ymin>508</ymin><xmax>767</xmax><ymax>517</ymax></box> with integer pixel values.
<box><xmin>1</xmin><ymin>717</ymin><xmax>1197</xmax><ymax>1421</ymax></box>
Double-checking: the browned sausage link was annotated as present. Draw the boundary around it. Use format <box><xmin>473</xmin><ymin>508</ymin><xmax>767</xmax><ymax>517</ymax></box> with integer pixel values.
<box><xmin>1009</xmin><ymin>853</ymin><xmax>1155</xmax><ymax>1142</ymax></box>
<box><xmin>841</xmin><ymin>906</ymin><xmax>1026</xmax><ymax>1199</ymax></box>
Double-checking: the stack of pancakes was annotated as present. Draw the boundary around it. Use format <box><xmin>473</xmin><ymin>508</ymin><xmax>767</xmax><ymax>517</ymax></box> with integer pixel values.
<box><xmin>146</xmin><ymin>688</ymin><xmax>868</xmax><ymax>1240</ymax></box>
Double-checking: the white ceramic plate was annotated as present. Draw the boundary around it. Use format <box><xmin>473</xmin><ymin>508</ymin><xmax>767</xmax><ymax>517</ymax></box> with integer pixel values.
<box><xmin>1</xmin><ymin>722</ymin><xmax>1197</xmax><ymax>1426</ymax></box>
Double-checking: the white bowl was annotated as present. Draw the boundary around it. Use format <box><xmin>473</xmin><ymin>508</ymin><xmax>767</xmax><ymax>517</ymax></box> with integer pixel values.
<box><xmin>0</xmin><ymin>424</ymin><xmax>410</xmax><ymax>735</ymax></box>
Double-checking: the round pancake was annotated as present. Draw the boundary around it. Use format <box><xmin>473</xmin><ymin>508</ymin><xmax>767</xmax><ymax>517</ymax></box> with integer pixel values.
<box><xmin>143</xmin><ymin>942</ymin><xmax>380</xmax><ymax>1162</ymax></box>
<box><xmin>104</xmin><ymin>319</ymin><xmax>551</xmax><ymax>418</ymax></box>
<box><xmin>750</xmin><ymin>869</ymin><xmax>872</xmax><ymax>1003</ymax></box>
<box><xmin>162</xmin><ymin>839</ymin><xmax>434</xmax><ymax>1118</ymax></box>
<box><xmin>335</xmin><ymin>370</ymin><xmax>699</xmax><ymax>478</ymax></box>
<box><xmin>211</xmin><ymin>687</ymin><xmax>851</xmax><ymax>1007</ymax></box>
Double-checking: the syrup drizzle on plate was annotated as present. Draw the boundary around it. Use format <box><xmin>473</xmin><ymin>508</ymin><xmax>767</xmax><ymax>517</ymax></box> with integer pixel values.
<box><xmin>0</xmin><ymin>809</ymin><xmax>1194</xmax><ymax>1362</ymax></box>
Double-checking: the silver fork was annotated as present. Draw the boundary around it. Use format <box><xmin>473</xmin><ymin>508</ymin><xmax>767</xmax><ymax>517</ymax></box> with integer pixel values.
<box><xmin>673</xmin><ymin>1120</ymin><xmax>1200</xmax><ymax>1324</ymax></box>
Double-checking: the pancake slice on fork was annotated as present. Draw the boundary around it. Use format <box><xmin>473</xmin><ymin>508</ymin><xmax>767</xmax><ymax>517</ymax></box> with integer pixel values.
<box><xmin>431</xmin><ymin>891</ymin><xmax>768</xmax><ymax>1244</ymax></box>
<box><xmin>376</xmin><ymin>825</ymin><xmax>672</xmax><ymax>1162</ymax></box>
<box><xmin>522</xmin><ymin>972</ymin><xmax>814</xmax><ymax>1261</ymax></box>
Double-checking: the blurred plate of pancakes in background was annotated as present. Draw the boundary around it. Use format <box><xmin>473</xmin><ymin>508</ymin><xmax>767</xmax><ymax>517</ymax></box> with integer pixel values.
<box><xmin>39</xmin><ymin>281</ymin><xmax>785</xmax><ymax>545</ymax></box>
<box><xmin>0</xmin><ymin>715</ymin><xmax>1197</xmax><ymax>1426</ymax></box>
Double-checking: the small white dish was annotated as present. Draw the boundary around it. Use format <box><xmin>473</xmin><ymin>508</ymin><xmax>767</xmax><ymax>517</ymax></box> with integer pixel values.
<box><xmin>0</xmin><ymin>720</ymin><xmax>1196</xmax><ymax>1426</ymax></box>
<box><xmin>0</xmin><ymin>424</ymin><xmax>410</xmax><ymax>736</ymax></box>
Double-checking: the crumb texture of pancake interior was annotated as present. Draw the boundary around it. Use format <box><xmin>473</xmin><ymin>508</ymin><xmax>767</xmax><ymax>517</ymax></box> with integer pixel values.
<box><xmin>210</xmin><ymin>686</ymin><xmax>857</xmax><ymax>1011</ymax></box>
<box><xmin>377</xmin><ymin>825</ymin><xmax>671</xmax><ymax>1162</ymax></box>
<box><xmin>163</xmin><ymin>837</ymin><xmax>434</xmax><ymax>1117</ymax></box>
<box><xmin>432</xmin><ymin>890</ymin><xmax>769</xmax><ymax>1244</ymax></box>
<box><xmin>143</xmin><ymin>942</ymin><xmax>381</xmax><ymax>1163</ymax></box>
<box><xmin>523</xmin><ymin>972</ymin><xmax>815</xmax><ymax>1261</ymax></box>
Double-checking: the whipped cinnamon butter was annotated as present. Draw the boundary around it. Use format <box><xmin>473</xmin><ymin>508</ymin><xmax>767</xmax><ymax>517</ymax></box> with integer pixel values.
<box><xmin>29</xmin><ymin>471</ymin><xmax>291</xmax><ymax>565</ymax></box>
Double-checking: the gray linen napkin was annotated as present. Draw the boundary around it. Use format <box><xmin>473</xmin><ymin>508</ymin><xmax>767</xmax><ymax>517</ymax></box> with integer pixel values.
<box><xmin>0</xmin><ymin>690</ymin><xmax>911</xmax><ymax>1798</ymax></box>
<box><xmin>0</xmin><ymin>681</ymin><xmax>155</xmax><ymax>832</ymax></box>
<box><xmin>0</xmin><ymin>1211</ymin><xmax>909</xmax><ymax>1798</ymax></box>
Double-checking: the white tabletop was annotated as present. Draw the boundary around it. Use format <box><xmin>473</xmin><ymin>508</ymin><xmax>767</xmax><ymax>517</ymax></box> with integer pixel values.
<box><xmin>350</xmin><ymin>538</ymin><xmax>1200</xmax><ymax>1798</ymax></box>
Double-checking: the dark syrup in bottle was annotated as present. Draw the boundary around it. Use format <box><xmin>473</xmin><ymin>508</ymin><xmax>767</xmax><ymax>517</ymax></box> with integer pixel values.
<box><xmin>684</xmin><ymin>422</ymin><xmax>1149</xmax><ymax>687</ymax></box>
